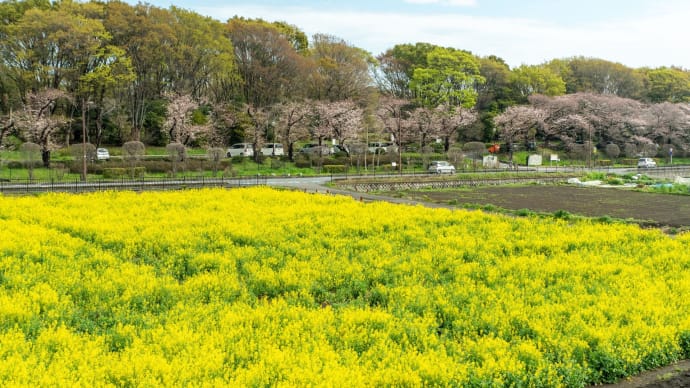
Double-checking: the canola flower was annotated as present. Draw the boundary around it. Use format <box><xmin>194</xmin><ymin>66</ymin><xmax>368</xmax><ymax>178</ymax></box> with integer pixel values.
<box><xmin>0</xmin><ymin>187</ymin><xmax>689</xmax><ymax>386</ymax></box>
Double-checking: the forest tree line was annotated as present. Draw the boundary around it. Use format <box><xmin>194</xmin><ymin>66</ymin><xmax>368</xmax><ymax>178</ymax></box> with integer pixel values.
<box><xmin>0</xmin><ymin>0</ymin><xmax>689</xmax><ymax>166</ymax></box>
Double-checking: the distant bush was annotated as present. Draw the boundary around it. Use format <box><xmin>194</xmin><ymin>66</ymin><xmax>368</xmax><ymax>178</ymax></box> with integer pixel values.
<box><xmin>323</xmin><ymin>165</ymin><xmax>348</xmax><ymax>174</ymax></box>
<box><xmin>605</xmin><ymin>177</ymin><xmax>624</xmax><ymax>185</ymax></box>
<box><xmin>597</xmin><ymin>160</ymin><xmax>612</xmax><ymax>166</ymax></box>
<box><xmin>103</xmin><ymin>167</ymin><xmax>145</xmax><ymax>179</ymax></box>
<box><xmin>103</xmin><ymin>168</ymin><xmax>127</xmax><ymax>178</ymax></box>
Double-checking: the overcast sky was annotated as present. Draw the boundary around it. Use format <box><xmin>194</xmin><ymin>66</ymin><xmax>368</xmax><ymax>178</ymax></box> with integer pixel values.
<box><xmin>124</xmin><ymin>0</ymin><xmax>690</xmax><ymax>69</ymax></box>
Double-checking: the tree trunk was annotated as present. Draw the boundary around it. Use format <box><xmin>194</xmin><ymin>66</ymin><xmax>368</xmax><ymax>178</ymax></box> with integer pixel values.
<box><xmin>42</xmin><ymin>150</ymin><xmax>50</xmax><ymax>168</ymax></box>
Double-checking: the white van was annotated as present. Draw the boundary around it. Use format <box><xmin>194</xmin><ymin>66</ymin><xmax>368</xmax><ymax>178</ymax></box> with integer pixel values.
<box><xmin>226</xmin><ymin>143</ymin><xmax>254</xmax><ymax>157</ymax></box>
<box><xmin>260</xmin><ymin>143</ymin><xmax>284</xmax><ymax>156</ymax></box>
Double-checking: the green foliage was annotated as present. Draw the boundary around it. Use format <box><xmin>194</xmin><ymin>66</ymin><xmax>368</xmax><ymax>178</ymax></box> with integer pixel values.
<box><xmin>643</xmin><ymin>67</ymin><xmax>690</xmax><ymax>103</ymax></box>
<box><xmin>190</xmin><ymin>108</ymin><xmax>208</xmax><ymax>125</ymax></box>
<box><xmin>583</xmin><ymin>171</ymin><xmax>607</xmax><ymax>181</ymax></box>
<box><xmin>649</xmin><ymin>183</ymin><xmax>690</xmax><ymax>195</ymax></box>
<box><xmin>553</xmin><ymin>209</ymin><xmax>572</xmax><ymax>220</ymax></box>
<box><xmin>510</xmin><ymin>64</ymin><xmax>566</xmax><ymax>102</ymax></box>
<box><xmin>597</xmin><ymin>159</ymin><xmax>612</xmax><ymax>167</ymax></box>
<box><xmin>143</xmin><ymin>99</ymin><xmax>168</xmax><ymax>146</ymax></box>
<box><xmin>515</xmin><ymin>208</ymin><xmax>535</xmax><ymax>217</ymax></box>
<box><xmin>322</xmin><ymin>164</ymin><xmax>347</xmax><ymax>173</ymax></box>
<box><xmin>409</xmin><ymin>47</ymin><xmax>484</xmax><ymax>108</ymax></box>
<box><xmin>605</xmin><ymin>176</ymin><xmax>623</xmax><ymax>185</ymax></box>
<box><xmin>103</xmin><ymin>167</ymin><xmax>145</xmax><ymax>178</ymax></box>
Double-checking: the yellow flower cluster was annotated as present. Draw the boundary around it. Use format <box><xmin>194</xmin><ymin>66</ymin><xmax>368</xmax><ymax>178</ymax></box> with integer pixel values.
<box><xmin>0</xmin><ymin>187</ymin><xmax>689</xmax><ymax>386</ymax></box>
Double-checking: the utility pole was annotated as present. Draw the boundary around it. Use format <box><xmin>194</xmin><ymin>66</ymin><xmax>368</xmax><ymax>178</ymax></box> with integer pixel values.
<box><xmin>81</xmin><ymin>96</ymin><xmax>87</xmax><ymax>181</ymax></box>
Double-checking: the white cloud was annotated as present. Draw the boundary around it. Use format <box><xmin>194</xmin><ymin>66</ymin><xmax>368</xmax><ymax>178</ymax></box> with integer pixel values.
<box><xmin>199</xmin><ymin>3</ymin><xmax>690</xmax><ymax>69</ymax></box>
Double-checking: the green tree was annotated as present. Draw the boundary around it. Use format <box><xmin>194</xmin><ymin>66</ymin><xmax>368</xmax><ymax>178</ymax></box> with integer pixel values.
<box><xmin>0</xmin><ymin>0</ymin><xmax>52</xmax><ymax>97</ymax></box>
<box><xmin>373</xmin><ymin>42</ymin><xmax>438</xmax><ymax>98</ymax></box>
<box><xmin>510</xmin><ymin>64</ymin><xmax>566</xmax><ymax>103</ymax></box>
<box><xmin>227</xmin><ymin>17</ymin><xmax>310</xmax><ymax>107</ymax></box>
<box><xmin>475</xmin><ymin>55</ymin><xmax>515</xmax><ymax>141</ymax></box>
<box><xmin>168</xmin><ymin>7</ymin><xmax>236</xmax><ymax>101</ymax></box>
<box><xmin>309</xmin><ymin>33</ymin><xmax>373</xmax><ymax>102</ymax></box>
<box><xmin>550</xmin><ymin>57</ymin><xmax>643</xmax><ymax>99</ymax></box>
<box><xmin>642</xmin><ymin>67</ymin><xmax>690</xmax><ymax>103</ymax></box>
<box><xmin>103</xmin><ymin>1</ymin><xmax>177</xmax><ymax>141</ymax></box>
<box><xmin>409</xmin><ymin>47</ymin><xmax>484</xmax><ymax>109</ymax></box>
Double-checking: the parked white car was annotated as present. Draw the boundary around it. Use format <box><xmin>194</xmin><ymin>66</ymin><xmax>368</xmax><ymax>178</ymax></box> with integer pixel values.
<box><xmin>260</xmin><ymin>143</ymin><xmax>284</xmax><ymax>156</ymax></box>
<box><xmin>637</xmin><ymin>157</ymin><xmax>657</xmax><ymax>168</ymax></box>
<box><xmin>300</xmin><ymin>143</ymin><xmax>331</xmax><ymax>156</ymax></box>
<box><xmin>368</xmin><ymin>142</ymin><xmax>396</xmax><ymax>154</ymax></box>
<box><xmin>96</xmin><ymin>148</ymin><xmax>110</xmax><ymax>161</ymax></box>
<box><xmin>428</xmin><ymin>160</ymin><xmax>456</xmax><ymax>174</ymax></box>
<box><xmin>227</xmin><ymin>143</ymin><xmax>254</xmax><ymax>157</ymax></box>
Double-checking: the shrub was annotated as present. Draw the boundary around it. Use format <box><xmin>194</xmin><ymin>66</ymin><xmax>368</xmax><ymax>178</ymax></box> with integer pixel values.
<box><xmin>103</xmin><ymin>168</ymin><xmax>127</xmax><ymax>179</ymax></box>
<box><xmin>605</xmin><ymin>177</ymin><xmax>624</xmax><ymax>185</ymax></box>
<box><xmin>554</xmin><ymin>209</ymin><xmax>572</xmax><ymax>220</ymax></box>
<box><xmin>102</xmin><ymin>167</ymin><xmax>145</xmax><ymax>179</ymax></box>
<box><xmin>323</xmin><ymin>165</ymin><xmax>348</xmax><ymax>174</ymax></box>
<box><xmin>605</xmin><ymin>144</ymin><xmax>620</xmax><ymax>159</ymax></box>
<box><xmin>294</xmin><ymin>155</ymin><xmax>312</xmax><ymax>168</ymax></box>
<box><xmin>516</xmin><ymin>208</ymin><xmax>534</xmax><ymax>217</ymax></box>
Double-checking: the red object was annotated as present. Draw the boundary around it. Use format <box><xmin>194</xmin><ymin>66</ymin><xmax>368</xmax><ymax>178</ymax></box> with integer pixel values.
<box><xmin>488</xmin><ymin>144</ymin><xmax>500</xmax><ymax>154</ymax></box>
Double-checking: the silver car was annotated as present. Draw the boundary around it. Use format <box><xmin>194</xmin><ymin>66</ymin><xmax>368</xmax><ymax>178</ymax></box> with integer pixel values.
<box><xmin>637</xmin><ymin>158</ymin><xmax>657</xmax><ymax>168</ymax></box>
<box><xmin>428</xmin><ymin>160</ymin><xmax>456</xmax><ymax>174</ymax></box>
<box><xmin>300</xmin><ymin>144</ymin><xmax>331</xmax><ymax>156</ymax></box>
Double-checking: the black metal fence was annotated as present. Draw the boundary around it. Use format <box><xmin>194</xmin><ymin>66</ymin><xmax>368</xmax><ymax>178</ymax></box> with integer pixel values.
<box><xmin>0</xmin><ymin>175</ymin><xmax>269</xmax><ymax>195</ymax></box>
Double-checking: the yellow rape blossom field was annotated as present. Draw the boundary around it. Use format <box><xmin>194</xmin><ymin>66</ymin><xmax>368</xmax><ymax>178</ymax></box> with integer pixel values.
<box><xmin>0</xmin><ymin>187</ymin><xmax>689</xmax><ymax>387</ymax></box>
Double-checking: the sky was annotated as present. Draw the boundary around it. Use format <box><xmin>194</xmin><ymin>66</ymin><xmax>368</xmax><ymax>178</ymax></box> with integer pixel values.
<box><xmin>124</xmin><ymin>0</ymin><xmax>690</xmax><ymax>69</ymax></box>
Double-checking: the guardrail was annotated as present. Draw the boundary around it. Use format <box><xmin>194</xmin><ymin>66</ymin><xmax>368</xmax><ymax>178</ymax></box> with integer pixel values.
<box><xmin>0</xmin><ymin>175</ymin><xmax>269</xmax><ymax>194</ymax></box>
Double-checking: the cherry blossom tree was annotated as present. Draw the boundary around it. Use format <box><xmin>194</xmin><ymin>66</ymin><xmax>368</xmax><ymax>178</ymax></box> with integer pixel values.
<box><xmin>433</xmin><ymin>104</ymin><xmax>478</xmax><ymax>152</ymax></box>
<box><xmin>244</xmin><ymin>104</ymin><xmax>271</xmax><ymax>162</ymax></box>
<box><xmin>14</xmin><ymin>89</ymin><xmax>72</xmax><ymax>167</ymax></box>
<box><xmin>164</xmin><ymin>93</ymin><xmax>212</xmax><ymax>146</ymax></box>
<box><xmin>407</xmin><ymin>106</ymin><xmax>438</xmax><ymax>150</ymax></box>
<box><xmin>0</xmin><ymin>114</ymin><xmax>15</xmax><ymax>147</ymax></box>
<box><xmin>315</xmin><ymin>100</ymin><xmax>362</xmax><ymax>151</ymax></box>
<box><xmin>494</xmin><ymin>105</ymin><xmax>545</xmax><ymax>163</ymax></box>
<box><xmin>641</xmin><ymin>102</ymin><xmax>689</xmax><ymax>155</ymax></box>
<box><xmin>528</xmin><ymin>94</ymin><xmax>579</xmax><ymax>148</ymax></box>
<box><xmin>376</xmin><ymin>97</ymin><xmax>413</xmax><ymax>171</ymax></box>
<box><xmin>274</xmin><ymin>100</ymin><xmax>310</xmax><ymax>161</ymax></box>
<box><xmin>529</xmin><ymin>93</ymin><xmax>646</xmax><ymax>150</ymax></box>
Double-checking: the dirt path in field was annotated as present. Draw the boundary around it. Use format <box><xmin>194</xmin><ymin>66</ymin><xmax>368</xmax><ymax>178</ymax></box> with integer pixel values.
<box><xmin>596</xmin><ymin>360</ymin><xmax>690</xmax><ymax>387</ymax></box>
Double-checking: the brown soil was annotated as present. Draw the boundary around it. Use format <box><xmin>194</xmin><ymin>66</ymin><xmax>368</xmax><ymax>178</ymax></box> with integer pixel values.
<box><xmin>397</xmin><ymin>185</ymin><xmax>690</xmax><ymax>229</ymax></box>
<box><xmin>596</xmin><ymin>360</ymin><xmax>690</xmax><ymax>388</ymax></box>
